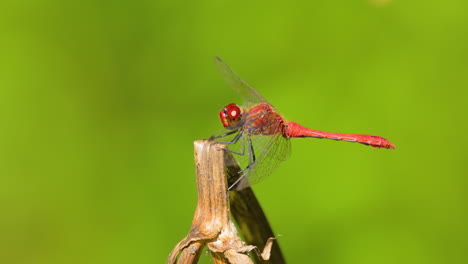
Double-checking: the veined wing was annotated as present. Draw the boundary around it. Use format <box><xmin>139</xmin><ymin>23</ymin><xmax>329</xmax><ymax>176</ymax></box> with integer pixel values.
<box><xmin>214</xmin><ymin>56</ymin><xmax>266</xmax><ymax>107</ymax></box>
<box><xmin>235</xmin><ymin>130</ymin><xmax>291</xmax><ymax>190</ymax></box>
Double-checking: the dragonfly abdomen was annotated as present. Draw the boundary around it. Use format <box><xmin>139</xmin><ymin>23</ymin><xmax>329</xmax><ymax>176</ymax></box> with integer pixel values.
<box><xmin>285</xmin><ymin>121</ymin><xmax>395</xmax><ymax>149</ymax></box>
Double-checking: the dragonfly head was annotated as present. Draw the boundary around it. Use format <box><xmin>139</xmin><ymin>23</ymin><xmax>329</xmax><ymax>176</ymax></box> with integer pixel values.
<box><xmin>220</xmin><ymin>103</ymin><xmax>244</xmax><ymax>130</ymax></box>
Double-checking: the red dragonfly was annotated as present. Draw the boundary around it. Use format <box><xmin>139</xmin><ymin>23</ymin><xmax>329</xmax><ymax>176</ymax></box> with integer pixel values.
<box><xmin>212</xmin><ymin>57</ymin><xmax>395</xmax><ymax>190</ymax></box>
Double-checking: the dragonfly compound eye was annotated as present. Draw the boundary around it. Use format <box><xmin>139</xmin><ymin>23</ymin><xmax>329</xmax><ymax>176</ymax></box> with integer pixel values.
<box><xmin>219</xmin><ymin>103</ymin><xmax>242</xmax><ymax>128</ymax></box>
<box><xmin>225</xmin><ymin>103</ymin><xmax>241</xmax><ymax>119</ymax></box>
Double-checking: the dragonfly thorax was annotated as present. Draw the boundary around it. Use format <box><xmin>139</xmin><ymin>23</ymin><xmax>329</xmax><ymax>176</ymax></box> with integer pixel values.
<box><xmin>220</xmin><ymin>103</ymin><xmax>245</xmax><ymax>130</ymax></box>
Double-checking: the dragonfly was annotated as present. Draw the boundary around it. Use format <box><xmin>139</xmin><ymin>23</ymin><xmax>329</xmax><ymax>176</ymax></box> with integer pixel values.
<box><xmin>212</xmin><ymin>57</ymin><xmax>395</xmax><ymax>191</ymax></box>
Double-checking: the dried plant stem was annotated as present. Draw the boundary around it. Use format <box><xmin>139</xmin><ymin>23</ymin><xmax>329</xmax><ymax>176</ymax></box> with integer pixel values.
<box><xmin>167</xmin><ymin>140</ymin><xmax>284</xmax><ymax>264</ymax></box>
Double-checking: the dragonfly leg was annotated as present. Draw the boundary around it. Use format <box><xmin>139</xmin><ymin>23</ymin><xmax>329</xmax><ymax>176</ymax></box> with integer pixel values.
<box><xmin>213</xmin><ymin>130</ymin><xmax>242</xmax><ymax>145</ymax></box>
<box><xmin>228</xmin><ymin>134</ymin><xmax>257</xmax><ymax>191</ymax></box>
<box><xmin>228</xmin><ymin>173</ymin><xmax>246</xmax><ymax>191</ymax></box>
<box><xmin>234</xmin><ymin>134</ymin><xmax>256</xmax><ymax>172</ymax></box>
<box><xmin>216</xmin><ymin>132</ymin><xmax>246</xmax><ymax>156</ymax></box>
<box><xmin>209</xmin><ymin>129</ymin><xmax>238</xmax><ymax>140</ymax></box>
<box><xmin>247</xmin><ymin>134</ymin><xmax>256</xmax><ymax>163</ymax></box>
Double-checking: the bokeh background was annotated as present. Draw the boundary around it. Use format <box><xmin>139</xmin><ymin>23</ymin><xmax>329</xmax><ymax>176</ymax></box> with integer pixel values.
<box><xmin>1</xmin><ymin>0</ymin><xmax>467</xmax><ymax>263</ymax></box>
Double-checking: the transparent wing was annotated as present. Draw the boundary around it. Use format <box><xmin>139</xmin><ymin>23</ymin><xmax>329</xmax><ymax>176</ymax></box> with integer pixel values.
<box><xmin>214</xmin><ymin>56</ymin><xmax>267</xmax><ymax>107</ymax></box>
<box><xmin>236</xmin><ymin>130</ymin><xmax>291</xmax><ymax>190</ymax></box>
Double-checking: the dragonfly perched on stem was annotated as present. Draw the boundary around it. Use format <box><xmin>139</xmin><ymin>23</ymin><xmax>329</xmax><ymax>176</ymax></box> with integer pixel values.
<box><xmin>211</xmin><ymin>57</ymin><xmax>395</xmax><ymax>191</ymax></box>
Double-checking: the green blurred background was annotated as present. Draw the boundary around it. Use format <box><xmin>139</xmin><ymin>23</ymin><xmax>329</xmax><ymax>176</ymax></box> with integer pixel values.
<box><xmin>1</xmin><ymin>0</ymin><xmax>466</xmax><ymax>263</ymax></box>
